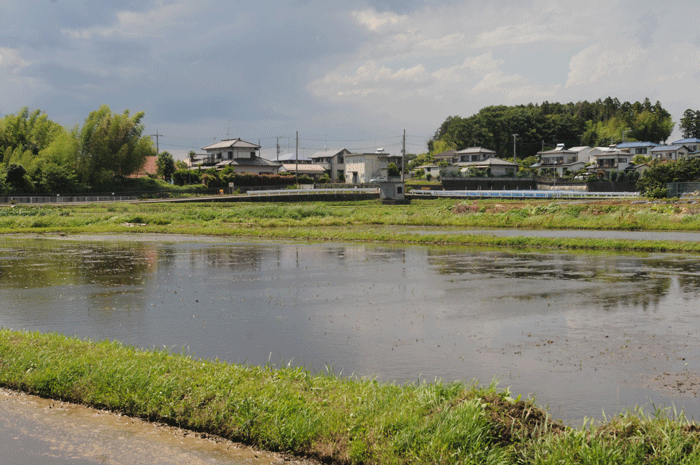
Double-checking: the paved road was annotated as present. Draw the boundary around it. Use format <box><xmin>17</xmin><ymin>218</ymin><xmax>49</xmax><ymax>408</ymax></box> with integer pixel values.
<box><xmin>0</xmin><ymin>389</ymin><xmax>311</xmax><ymax>465</ymax></box>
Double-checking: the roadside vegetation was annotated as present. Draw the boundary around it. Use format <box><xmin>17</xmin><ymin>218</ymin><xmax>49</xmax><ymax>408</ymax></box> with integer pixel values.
<box><xmin>1</xmin><ymin>329</ymin><xmax>698</xmax><ymax>465</ymax></box>
<box><xmin>3</xmin><ymin>198</ymin><xmax>700</xmax><ymax>253</ymax></box>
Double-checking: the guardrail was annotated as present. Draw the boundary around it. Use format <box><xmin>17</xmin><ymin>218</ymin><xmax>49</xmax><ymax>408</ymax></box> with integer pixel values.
<box><xmin>409</xmin><ymin>190</ymin><xmax>639</xmax><ymax>199</ymax></box>
<box><xmin>246</xmin><ymin>188</ymin><xmax>380</xmax><ymax>196</ymax></box>
<box><xmin>0</xmin><ymin>194</ymin><xmax>138</xmax><ymax>204</ymax></box>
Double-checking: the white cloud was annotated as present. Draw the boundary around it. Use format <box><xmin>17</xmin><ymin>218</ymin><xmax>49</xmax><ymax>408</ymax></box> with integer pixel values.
<box><xmin>0</xmin><ymin>47</ymin><xmax>30</xmax><ymax>76</ymax></box>
<box><xmin>352</xmin><ymin>9</ymin><xmax>407</xmax><ymax>32</ymax></box>
<box><xmin>61</xmin><ymin>1</ymin><xmax>200</xmax><ymax>40</ymax></box>
<box><xmin>566</xmin><ymin>41</ymin><xmax>647</xmax><ymax>88</ymax></box>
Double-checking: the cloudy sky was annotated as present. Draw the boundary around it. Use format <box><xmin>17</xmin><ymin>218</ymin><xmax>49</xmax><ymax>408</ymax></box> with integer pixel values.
<box><xmin>2</xmin><ymin>0</ymin><xmax>699</xmax><ymax>159</ymax></box>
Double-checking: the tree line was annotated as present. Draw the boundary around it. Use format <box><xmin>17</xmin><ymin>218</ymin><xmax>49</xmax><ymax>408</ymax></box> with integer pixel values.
<box><xmin>429</xmin><ymin>97</ymin><xmax>676</xmax><ymax>160</ymax></box>
<box><xmin>0</xmin><ymin>106</ymin><xmax>155</xmax><ymax>194</ymax></box>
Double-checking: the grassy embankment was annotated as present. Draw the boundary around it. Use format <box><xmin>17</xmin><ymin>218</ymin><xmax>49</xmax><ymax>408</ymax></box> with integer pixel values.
<box><xmin>2</xmin><ymin>199</ymin><xmax>700</xmax><ymax>252</ymax></box>
<box><xmin>2</xmin><ymin>329</ymin><xmax>699</xmax><ymax>465</ymax></box>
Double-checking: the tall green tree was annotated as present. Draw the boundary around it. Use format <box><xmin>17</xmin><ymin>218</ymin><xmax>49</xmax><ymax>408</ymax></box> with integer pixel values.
<box><xmin>156</xmin><ymin>151</ymin><xmax>176</xmax><ymax>181</ymax></box>
<box><xmin>78</xmin><ymin>105</ymin><xmax>155</xmax><ymax>185</ymax></box>
<box><xmin>680</xmin><ymin>109</ymin><xmax>700</xmax><ymax>139</ymax></box>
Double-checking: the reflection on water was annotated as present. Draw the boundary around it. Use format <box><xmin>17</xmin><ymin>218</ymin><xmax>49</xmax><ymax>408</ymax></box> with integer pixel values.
<box><xmin>1</xmin><ymin>237</ymin><xmax>700</xmax><ymax>422</ymax></box>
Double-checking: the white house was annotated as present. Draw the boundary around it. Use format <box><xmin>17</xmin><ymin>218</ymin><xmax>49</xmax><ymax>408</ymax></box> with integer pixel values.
<box><xmin>201</xmin><ymin>139</ymin><xmax>281</xmax><ymax>174</ymax></box>
<box><xmin>345</xmin><ymin>150</ymin><xmax>402</xmax><ymax>184</ymax></box>
<box><xmin>616</xmin><ymin>141</ymin><xmax>658</xmax><ymax>157</ymax></box>
<box><xmin>592</xmin><ymin>148</ymin><xmax>631</xmax><ymax>174</ymax></box>
<box><xmin>536</xmin><ymin>144</ymin><xmax>590</xmax><ymax>176</ymax></box>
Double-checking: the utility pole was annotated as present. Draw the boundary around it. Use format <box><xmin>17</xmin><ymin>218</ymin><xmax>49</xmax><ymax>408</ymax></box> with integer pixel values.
<box><xmin>276</xmin><ymin>137</ymin><xmax>280</xmax><ymax>162</ymax></box>
<box><xmin>402</xmin><ymin>129</ymin><xmax>406</xmax><ymax>182</ymax></box>
<box><xmin>150</xmin><ymin>131</ymin><xmax>161</xmax><ymax>155</ymax></box>
<box><xmin>512</xmin><ymin>134</ymin><xmax>518</xmax><ymax>178</ymax></box>
<box><xmin>295</xmin><ymin>131</ymin><xmax>299</xmax><ymax>186</ymax></box>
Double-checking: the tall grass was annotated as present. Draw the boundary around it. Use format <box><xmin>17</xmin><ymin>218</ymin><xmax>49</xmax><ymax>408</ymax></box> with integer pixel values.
<box><xmin>2</xmin><ymin>199</ymin><xmax>700</xmax><ymax>252</ymax></box>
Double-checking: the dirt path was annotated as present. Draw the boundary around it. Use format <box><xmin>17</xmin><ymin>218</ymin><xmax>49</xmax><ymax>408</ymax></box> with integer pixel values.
<box><xmin>0</xmin><ymin>388</ymin><xmax>314</xmax><ymax>465</ymax></box>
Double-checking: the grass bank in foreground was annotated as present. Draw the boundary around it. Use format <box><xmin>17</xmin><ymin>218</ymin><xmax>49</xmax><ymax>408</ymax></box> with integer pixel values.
<box><xmin>1</xmin><ymin>329</ymin><xmax>699</xmax><ymax>464</ymax></box>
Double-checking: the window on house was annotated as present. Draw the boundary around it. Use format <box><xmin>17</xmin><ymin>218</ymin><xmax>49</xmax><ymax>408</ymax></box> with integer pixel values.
<box><xmin>338</xmin><ymin>155</ymin><xmax>344</xmax><ymax>163</ymax></box>
<box><xmin>228</xmin><ymin>151</ymin><xmax>233</xmax><ymax>159</ymax></box>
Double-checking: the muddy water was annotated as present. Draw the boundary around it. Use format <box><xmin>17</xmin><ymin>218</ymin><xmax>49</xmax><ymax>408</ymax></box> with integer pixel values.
<box><xmin>1</xmin><ymin>236</ymin><xmax>699</xmax><ymax>426</ymax></box>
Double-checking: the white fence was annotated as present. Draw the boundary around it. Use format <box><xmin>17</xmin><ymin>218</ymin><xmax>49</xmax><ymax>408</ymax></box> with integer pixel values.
<box><xmin>409</xmin><ymin>189</ymin><xmax>639</xmax><ymax>199</ymax></box>
<box><xmin>246</xmin><ymin>188</ymin><xmax>380</xmax><ymax>196</ymax></box>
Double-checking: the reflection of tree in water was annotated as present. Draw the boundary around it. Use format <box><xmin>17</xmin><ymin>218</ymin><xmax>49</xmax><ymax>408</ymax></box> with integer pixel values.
<box><xmin>194</xmin><ymin>245</ymin><xmax>271</xmax><ymax>272</ymax></box>
<box><xmin>0</xmin><ymin>241</ymin><xmax>152</xmax><ymax>289</ymax></box>
<box><xmin>428</xmin><ymin>250</ymin><xmax>677</xmax><ymax>312</ymax></box>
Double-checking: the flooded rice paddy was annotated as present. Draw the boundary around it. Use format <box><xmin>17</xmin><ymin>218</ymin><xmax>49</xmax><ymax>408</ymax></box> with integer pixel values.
<box><xmin>1</xmin><ymin>235</ymin><xmax>699</xmax><ymax>423</ymax></box>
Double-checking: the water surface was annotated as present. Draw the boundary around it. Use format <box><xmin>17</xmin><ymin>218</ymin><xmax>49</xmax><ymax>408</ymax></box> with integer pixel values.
<box><xmin>1</xmin><ymin>236</ymin><xmax>699</xmax><ymax>422</ymax></box>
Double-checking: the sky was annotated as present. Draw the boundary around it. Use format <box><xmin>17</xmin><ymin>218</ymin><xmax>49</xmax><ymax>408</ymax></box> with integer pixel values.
<box><xmin>2</xmin><ymin>0</ymin><xmax>700</xmax><ymax>159</ymax></box>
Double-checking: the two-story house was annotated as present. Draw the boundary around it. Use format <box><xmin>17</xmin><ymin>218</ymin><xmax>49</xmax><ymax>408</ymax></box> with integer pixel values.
<box><xmin>672</xmin><ymin>138</ymin><xmax>700</xmax><ymax>154</ymax></box>
<box><xmin>309</xmin><ymin>148</ymin><xmax>350</xmax><ymax>181</ymax></box>
<box><xmin>650</xmin><ymin>145</ymin><xmax>691</xmax><ymax>161</ymax></box>
<box><xmin>616</xmin><ymin>141</ymin><xmax>658</xmax><ymax>157</ymax></box>
<box><xmin>591</xmin><ymin>147</ymin><xmax>631</xmax><ymax>175</ymax></box>
<box><xmin>536</xmin><ymin>144</ymin><xmax>590</xmax><ymax>176</ymax></box>
<box><xmin>345</xmin><ymin>150</ymin><xmax>402</xmax><ymax>184</ymax></box>
<box><xmin>201</xmin><ymin>139</ymin><xmax>281</xmax><ymax>174</ymax></box>
<box><xmin>455</xmin><ymin>147</ymin><xmax>496</xmax><ymax>163</ymax></box>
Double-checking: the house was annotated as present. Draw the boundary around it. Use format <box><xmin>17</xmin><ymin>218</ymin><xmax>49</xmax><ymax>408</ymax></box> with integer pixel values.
<box><xmin>309</xmin><ymin>148</ymin><xmax>350</xmax><ymax>181</ymax></box>
<box><xmin>433</xmin><ymin>149</ymin><xmax>459</xmax><ymax>165</ymax></box>
<box><xmin>280</xmin><ymin>164</ymin><xmax>327</xmax><ymax>179</ymax></box>
<box><xmin>455</xmin><ymin>147</ymin><xmax>496</xmax><ymax>163</ymax></box>
<box><xmin>672</xmin><ymin>138</ymin><xmax>700</xmax><ymax>154</ymax></box>
<box><xmin>650</xmin><ymin>145</ymin><xmax>691</xmax><ymax>161</ymax></box>
<box><xmin>459</xmin><ymin>157</ymin><xmax>518</xmax><ymax>177</ymax></box>
<box><xmin>200</xmin><ymin>138</ymin><xmax>281</xmax><ymax>174</ymax></box>
<box><xmin>590</xmin><ymin>148</ymin><xmax>631</xmax><ymax>176</ymax></box>
<box><xmin>344</xmin><ymin>150</ymin><xmax>402</xmax><ymax>184</ymax></box>
<box><xmin>414</xmin><ymin>164</ymin><xmax>442</xmax><ymax>180</ymax></box>
<box><xmin>616</xmin><ymin>141</ymin><xmax>658</xmax><ymax>157</ymax></box>
<box><xmin>536</xmin><ymin>144</ymin><xmax>590</xmax><ymax>176</ymax></box>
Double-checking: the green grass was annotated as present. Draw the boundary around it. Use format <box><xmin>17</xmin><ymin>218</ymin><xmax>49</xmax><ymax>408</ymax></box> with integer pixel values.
<box><xmin>2</xmin><ymin>198</ymin><xmax>700</xmax><ymax>253</ymax></box>
<box><xmin>1</xmin><ymin>329</ymin><xmax>698</xmax><ymax>464</ymax></box>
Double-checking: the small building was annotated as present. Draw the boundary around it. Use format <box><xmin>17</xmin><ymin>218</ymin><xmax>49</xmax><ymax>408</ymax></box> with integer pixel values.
<box><xmin>414</xmin><ymin>164</ymin><xmax>441</xmax><ymax>180</ymax></box>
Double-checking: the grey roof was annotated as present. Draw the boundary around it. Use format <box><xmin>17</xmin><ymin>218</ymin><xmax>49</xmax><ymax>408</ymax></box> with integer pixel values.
<box><xmin>617</xmin><ymin>141</ymin><xmax>659</xmax><ymax>148</ymax></box>
<box><xmin>215</xmin><ymin>157</ymin><xmax>280</xmax><ymax>168</ymax></box>
<box><xmin>672</xmin><ymin>138</ymin><xmax>700</xmax><ymax>144</ymax></box>
<box><xmin>310</xmin><ymin>148</ymin><xmax>350</xmax><ymax>159</ymax></box>
<box><xmin>456</xmin><ymin>147</ymin><xmax>496</xmax><ymax>154</ymax></box>
<box><xmin>651</xmin><ymin>145</ymin><xmax>686</xmax><ymax>153</ymax></box>
<box><xmin>202</xmin><ymin>138</ymin><xmax>260</xmax><ymax>150</ymax></box>
<box><xmin>269</xmin><ymin>152</ymin><xmax>312</xmax><ymax>163</ymax></box>
<box><xmin>458</xmin><ymin>157</ymin><xmax>518</xmax><ymax>167</ymax></box>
